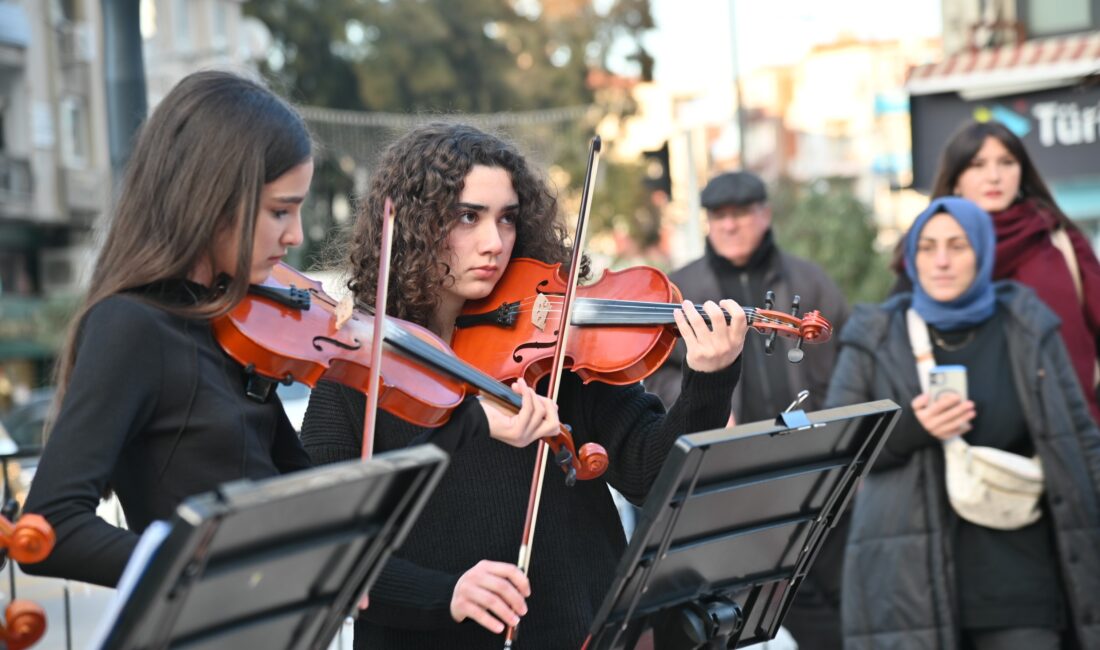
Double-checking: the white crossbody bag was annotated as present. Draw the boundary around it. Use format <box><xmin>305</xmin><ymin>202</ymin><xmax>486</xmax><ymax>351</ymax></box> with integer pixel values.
<box><xmin>906</xmin><ymin>309</ymin><xmax>1044</xmax><ymax>530</ymax></box>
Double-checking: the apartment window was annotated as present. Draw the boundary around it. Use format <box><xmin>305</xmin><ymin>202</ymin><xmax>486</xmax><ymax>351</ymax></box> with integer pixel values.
<box><xmin>211</xmin><ymin>1</ymin><xmax>228</xmax><ymax>50</ymax></box>
<box><xmin>173</xmin><ymin>0</ymin><xmax>192</xmax><ymax>50</ymax></box>
<box><xmin>1021</xmin><ymin>0</ymin><xmax>1098</xmax><ymax>35</ymax></box>
<box><xmin>0</xmin><ymin>251</ymin><xmax>34</xmax><ymax>297</ymax></box>
<box><xmin>59</xmin><ymin>96</ymin><xmax>88</xmax><ymax>169</ymax></box>
<box><xmin>140</xmin><ymin>0</ymin><xmax>158</xmax><ymax>40</ymax></box>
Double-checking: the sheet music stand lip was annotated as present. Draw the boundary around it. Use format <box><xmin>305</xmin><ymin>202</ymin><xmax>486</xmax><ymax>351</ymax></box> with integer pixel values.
<box><xmin>95</xmin><ymin>444</ymin><xmax>449</xmax><ymax>650</ymax></box>
<box><xmin>585</xmin><ymin>399</ymin><xmax>900</xmax><ymax>650</ymax></box>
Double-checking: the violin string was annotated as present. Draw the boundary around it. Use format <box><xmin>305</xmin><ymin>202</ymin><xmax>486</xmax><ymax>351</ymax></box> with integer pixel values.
<box><xmin>502</xmin><ymin>305</ymin><xmax>802</xmax><ymax>329</ymax></box>
<box><xmin>506</xmin><ymin>296</ymin><xmax>784</xmax><ymax>320</ymax></box>
<box><xmin>511</xmin><ymin>295</ymin><xmax>775</xmax><ymax>311</ymax></box>
<box><xmin>502</xmin><ymin>310</ymin><xmax>800</xmax><ymax>329</ymax></box>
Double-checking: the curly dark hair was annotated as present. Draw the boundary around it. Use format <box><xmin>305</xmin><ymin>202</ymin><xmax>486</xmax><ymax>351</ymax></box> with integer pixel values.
<box><xmin>347</xmin><ymin>122</ymin><xmax>586</xmax><ymax>328</ymax></box>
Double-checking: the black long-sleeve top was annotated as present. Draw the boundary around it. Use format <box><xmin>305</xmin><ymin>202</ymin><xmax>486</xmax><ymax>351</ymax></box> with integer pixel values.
<box><xmin>301</xmin><ymin>359</ymin><xmax>741</xmax><ymax>650</ymax></box>
<box><xmin>931</xmin><ymin>319</ymin><xmax>1063</xmax><ymax>631</ymax></box>
<box><xmin>22</xmin><ymin>282</ymin><xmax>312</xmax><ymax>587</ymax></box>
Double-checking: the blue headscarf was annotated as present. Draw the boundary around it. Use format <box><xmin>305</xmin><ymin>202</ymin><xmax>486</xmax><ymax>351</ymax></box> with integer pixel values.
<box><xmin>904</xmin><ymin>196</ymin><xmax>996</xmax><ymax>331</ymax></box>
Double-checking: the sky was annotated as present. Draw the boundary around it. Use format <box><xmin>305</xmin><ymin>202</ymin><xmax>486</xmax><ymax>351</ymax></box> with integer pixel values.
<box><xmin>642</xmin><ymin>0</ymin><xmax>944</xmax><ymax>92</ymax></box>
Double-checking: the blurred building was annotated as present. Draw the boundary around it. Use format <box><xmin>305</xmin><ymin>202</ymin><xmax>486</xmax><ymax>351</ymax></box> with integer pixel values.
<box><xmin>0</xmin><ymin>0</ymin><xmax>109</xmax><ymax>395</ymax></box>
<box><xmin>0</xmin><ymin>0</ymin><xmax>258</xmax><ymax>397</ymax></box>
<box><xmin>139</xmin><ymin>0</ymin><xmax>265</xmax><ymax>105</ymax></box>
<box><xmin>739</xmin><ymin>37</ymin><xmax>943</xmax><ymax>240</ymax></box>
<box><xmin>907</xmin><ymin>0</ymin><xmax>1100</xmax><ymax>246</ymax></box>
<box><xmin>587</xmin><ymin>35</ymin><xmax>944</xmax><ymax>267</ymax></box>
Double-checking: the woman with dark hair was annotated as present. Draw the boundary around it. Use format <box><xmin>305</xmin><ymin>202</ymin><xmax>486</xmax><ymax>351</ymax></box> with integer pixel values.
<box><xmin>901</xmin><ymin>120</ymin><xmax>1100</xmax><ymax>423</ymax></box>
<box><xmin>833</xmin><ymin>197</ymin><xmax>1100</xmax><ymax>650</ymax></box>
<box><xmin>20</xmin><ymin>70</ymin><xmax>319</xmax><ymax>586</ymax></box>
<box><xmin>300</xmin><ymin>122</ymin><xmax>748</xmax><ymax>649</ymax></box>
<box><xmin>831</xmin><ymin>196</ymin><xmax>1100</xmax><ymax>650</ymax></box>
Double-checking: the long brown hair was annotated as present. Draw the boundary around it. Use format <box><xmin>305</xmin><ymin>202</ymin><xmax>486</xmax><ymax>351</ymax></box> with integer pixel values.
<box><xmin>930</xmin><ymin>120</ymin><xmax>1072</xmax><ymax>228</ymax></box>
<box><xmin>53</xmin><ymin>70</ymin><xmax>312</xmax><ymax>407</ymax></box>
<box><xmin>346</xmin><ymin>122</ymin><xmax>585</xmax><ymax>328</ymax></box>
<box><xmin>892</xmin><ymin>119</ymin><xmax>1075</xmax><ymax>277</ymax></box>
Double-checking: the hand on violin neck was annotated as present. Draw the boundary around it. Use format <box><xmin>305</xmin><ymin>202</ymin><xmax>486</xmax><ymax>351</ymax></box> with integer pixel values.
<box><xmin>451</xmin><ymin>560</ymin><xmax>530</xmax><ymax>633</ymax></box>
<box><xmin>674</xmin><ymin>299</ymin><xmax>747</xmax><ymax>373</ymax></box>
<box><xmin>479</xmin><ymin>377</ymin><xmax>561</xmax><ymax>449</ymax></box>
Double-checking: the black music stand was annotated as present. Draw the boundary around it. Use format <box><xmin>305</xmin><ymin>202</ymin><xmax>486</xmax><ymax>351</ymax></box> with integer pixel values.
<box><xmin>92</xmin><ymin>445</ymin><xmax>449</xmax><ymax>650</ymax></box>
<box><xmin>584</xmin><ymin>399</ymin><xmax>900</xmax><ymax>650</ymax></box>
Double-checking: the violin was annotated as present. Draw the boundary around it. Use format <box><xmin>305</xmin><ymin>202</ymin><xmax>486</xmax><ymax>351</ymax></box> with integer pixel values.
<box><xmin>451</xmin><ymin>257</ymin><xmax>832</xmax><ymax>386</ymax></box>
<box><xmin>212</xmin><ymin>263</ymin><xmax>608</xmax><ymax>485</ymax></box>
<box><xmin>2</xmin><ymin>513</ymin><xmax>55</xmax><ymax>650</ymax></box>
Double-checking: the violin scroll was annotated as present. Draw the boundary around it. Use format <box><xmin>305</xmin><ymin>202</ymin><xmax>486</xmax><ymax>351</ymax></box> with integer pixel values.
<box><xmin>545</xmin><ymin>434</ymin><xmax>609</xmax><ymax>486</ymax></box>
<box><xmin>747</xmin><ymin>292</ymin><xmax>832</xmax><ymax>364</ymax></box>
<box><xmin>1</xmin><ymin>600</ymin><xmax>47</xmax><ymax>650</ymax></box>
<box><xmin>0</xmin><ymin>514</ymin><xmax>55</xmax><ymax>565</ymax></box>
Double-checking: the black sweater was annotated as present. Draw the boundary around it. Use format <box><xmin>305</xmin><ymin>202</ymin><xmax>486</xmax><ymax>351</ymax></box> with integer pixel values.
<box><xmin>301</xmin><ymin>359</ymin><xmax>741</xmax><ymax>650</ymax></box>
<box><xmin>930</xmin><ymin>319</ymin><xmax>1063</xmax><ymax>631</ymax></box>
<box><xmin>22</xmin><ymin>285</ymin><xmax>312</xmax><ymax>586</ymax></box>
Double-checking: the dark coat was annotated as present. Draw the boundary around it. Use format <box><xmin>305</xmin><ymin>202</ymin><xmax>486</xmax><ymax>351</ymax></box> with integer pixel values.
<box><xmin>647</xmin><ymin>247</ymin><xmax>849</xmax><ymax>419</ymax></box>
<box><xmin>826</xmin><ymin>283</ymin><xmax>1100</xmax><ymax>650</ymax></box>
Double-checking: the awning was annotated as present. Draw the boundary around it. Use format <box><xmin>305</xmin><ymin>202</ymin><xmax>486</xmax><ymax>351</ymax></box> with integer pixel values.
<box><xmin>907</xmin><ymin>32</ymin><xmax>1100</xmax><ymax>100</ymax></box>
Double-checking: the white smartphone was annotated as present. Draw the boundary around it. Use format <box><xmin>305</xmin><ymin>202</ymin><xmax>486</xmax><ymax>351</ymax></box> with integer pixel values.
<box><xmin>928</xmin><ymin>365</ymin><xmax>968</xmax><ymax>402</ymax></box>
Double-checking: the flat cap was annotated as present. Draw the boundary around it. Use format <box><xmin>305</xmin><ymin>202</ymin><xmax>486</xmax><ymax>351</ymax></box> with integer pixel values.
<box><xmin>700</xmin><ymin>171</ymin><xmax>767</xmax><ymax>209</ymax></box>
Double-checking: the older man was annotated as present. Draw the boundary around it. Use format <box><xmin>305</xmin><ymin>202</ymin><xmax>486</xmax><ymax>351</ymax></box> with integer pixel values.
<box><xmin>647</xmin><ymin>170</ymin><xmax>850</xmax><ymax>650</ymax></box>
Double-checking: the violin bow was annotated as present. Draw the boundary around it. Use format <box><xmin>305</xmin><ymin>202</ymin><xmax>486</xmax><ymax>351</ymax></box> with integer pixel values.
<box><xmin>504</xmin><ymin>136</ymin><xmax>602</xmax><ymax>648</ymax></box>
<box><xmin>361</xmin><ymin>197</ymin><xmax>396</xmax><ymax>459</ymax></box>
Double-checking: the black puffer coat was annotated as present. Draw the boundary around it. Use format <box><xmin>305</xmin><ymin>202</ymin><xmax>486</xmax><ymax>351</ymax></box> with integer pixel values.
<box><xmin>826</xmin><ymin>283</ymin><xmax>1100</xmax><ymax>650</ymax></box>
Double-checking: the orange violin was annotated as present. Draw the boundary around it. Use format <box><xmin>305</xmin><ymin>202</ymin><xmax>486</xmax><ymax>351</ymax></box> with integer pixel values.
<box><xmin>212</xmin><ymin>263</ymin><xmax>608</xmax><ymax>485</ymax></box>
<box><xmin>451</xmin><ymin>257</ymin><xmax>832</xmax><ymax>386</ymax></box>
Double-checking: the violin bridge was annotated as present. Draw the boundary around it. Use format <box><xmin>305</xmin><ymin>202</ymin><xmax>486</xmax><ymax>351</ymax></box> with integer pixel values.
<box><xmin>531</xmin><ymin>293</ymin><xmax>551</xmax><ymax>331</ymax></box>
<box><xmin>334</xmin><ymin>294</ymin><xmax>355</xmax><ymax>331</ymax></box>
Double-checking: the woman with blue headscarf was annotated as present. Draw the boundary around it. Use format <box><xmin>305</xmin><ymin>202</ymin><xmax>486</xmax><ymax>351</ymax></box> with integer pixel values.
<box><xmin>825</xmin><ymin>197</ymin><xmax>1100</xmax><ymax>650</ymax></box>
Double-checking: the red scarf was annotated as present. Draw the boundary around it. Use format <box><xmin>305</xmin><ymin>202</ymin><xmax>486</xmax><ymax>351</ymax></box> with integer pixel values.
<box><xmin>993</xmin><ymin>199</ymin><xmax>1100</xmax><ymax>424</ymax></box>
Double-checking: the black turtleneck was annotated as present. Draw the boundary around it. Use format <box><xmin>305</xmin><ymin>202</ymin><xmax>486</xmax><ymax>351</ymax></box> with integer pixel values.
<box><xmin>704</xmin><ymin>229</ymin><xmax>792</xmax><ymax>422</ymax></box>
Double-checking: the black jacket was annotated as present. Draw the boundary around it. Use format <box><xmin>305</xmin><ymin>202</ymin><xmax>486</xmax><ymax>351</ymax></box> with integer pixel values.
<box><xmin>827</xmin><ymin>283</ymin><xmax>1100</xmax><ymax>649</ymax></box>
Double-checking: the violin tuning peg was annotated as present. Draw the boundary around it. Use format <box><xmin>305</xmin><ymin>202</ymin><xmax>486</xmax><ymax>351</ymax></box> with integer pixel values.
<box><xmin>788</xmin><ymin>337</ymin><xmax>805</xmax><ymax>364</ymax></box>
<box><xmin>764</xmin><ymin>330</ymin><xmax>777</xmax><ymax>355</ymax></box>
<box><xmin>790</xmin><ymin>295</ymin><xmax>801</xmax><ymax>317</ymax></box>
<box><xmin>764</xmin><ymin>291</ymin><xmax>775</xmax><ymax>311</ymax></box>
<box><xmin>554</xmin><ymin>448</ymin><xmax>577</xmax><ymax>487</ymax></box>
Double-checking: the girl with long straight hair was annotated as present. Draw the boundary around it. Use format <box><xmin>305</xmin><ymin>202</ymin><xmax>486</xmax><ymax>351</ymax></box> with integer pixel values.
<box><xmin>22</xmin><ymin>70</ymin><xmax>318</xmax><ymax>586</ymax></box>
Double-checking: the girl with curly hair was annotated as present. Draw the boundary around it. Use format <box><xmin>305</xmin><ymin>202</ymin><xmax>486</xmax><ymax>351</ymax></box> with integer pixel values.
<box><xmin>300</xmin><ymin>123</ymin><xmax>748</xmax><ymax>649</ymax></box>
